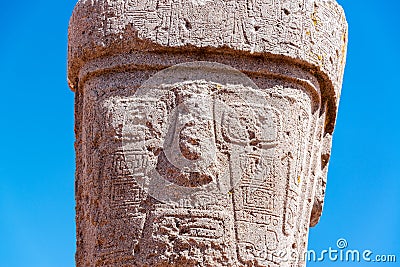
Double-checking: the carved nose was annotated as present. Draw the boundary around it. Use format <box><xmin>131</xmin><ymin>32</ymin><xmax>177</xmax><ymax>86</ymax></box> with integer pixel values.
<box><xmin>179</xmin><ymin>121</ymin><xmax>208</xmax><ymax>161</ymax></box>
<box><xmin>159</xmin><ymin>92</ymin><xmax>219</xmax><ymax>187</ymax></box>
<box><xmin>156</xmin><ymin>110</ymin><xmax>216</xmax><ymax>188</ymax></box>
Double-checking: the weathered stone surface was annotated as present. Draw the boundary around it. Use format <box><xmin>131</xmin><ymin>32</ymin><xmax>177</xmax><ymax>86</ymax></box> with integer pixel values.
<box><xmin>68</xmin><ymin>1</ymin><xmax>347</xmax><ymax>266</ymax></box>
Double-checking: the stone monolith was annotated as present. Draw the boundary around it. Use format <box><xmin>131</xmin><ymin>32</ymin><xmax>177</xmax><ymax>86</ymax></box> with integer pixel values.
<box><xmin>68</xmin><ymin>1</ymin><xmax>347</xmax><ymax>266</ymax></box>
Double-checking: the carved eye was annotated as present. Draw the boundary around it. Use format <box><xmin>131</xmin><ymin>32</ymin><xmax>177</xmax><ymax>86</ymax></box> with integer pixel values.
<box><xmin>221</xmin><ymin>108</ymin><xmax>250</xmax><ymax>144</ymax></box>
<box><xmin>221</xmin><ymin>104</ymin><xmax>280</xmax><ymax>146</ymax></box>
<box><xmin>253</xmin><ymin>108</ymin><xmax>280</xmax><ymax>143</ymax></box>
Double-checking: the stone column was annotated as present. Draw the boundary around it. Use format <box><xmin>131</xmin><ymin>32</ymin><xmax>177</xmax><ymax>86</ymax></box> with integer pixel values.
<box><xmin>68</xmin><ymin>1</ymin><xmax>347</xmax><ymax>266</ymax></box>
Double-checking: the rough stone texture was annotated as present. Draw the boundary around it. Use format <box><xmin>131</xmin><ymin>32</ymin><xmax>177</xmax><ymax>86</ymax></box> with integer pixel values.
<box><xmin>68</xmin><ymin>1</ymin><xmax>347</xmax><ymax>266</ymax></box>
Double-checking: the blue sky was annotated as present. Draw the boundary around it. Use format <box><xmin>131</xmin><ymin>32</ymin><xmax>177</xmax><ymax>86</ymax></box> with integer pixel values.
<box><xmin>0</xmin><ymin>1</ymin><xmax>398</xmax><ymax>266</ymax></box>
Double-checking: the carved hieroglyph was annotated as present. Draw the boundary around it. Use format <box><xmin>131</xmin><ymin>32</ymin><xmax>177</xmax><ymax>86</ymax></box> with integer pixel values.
<box><xmin>68</xmin><ymin>1</ymin><xmax>347</xmax><ymax>266</ymax></box>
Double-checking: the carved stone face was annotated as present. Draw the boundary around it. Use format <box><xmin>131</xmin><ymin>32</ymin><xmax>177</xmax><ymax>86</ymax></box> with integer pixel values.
<box><xmin>85</xmin><ymin>61</ymin><xmax>328</xmax><ymax>266</ymax></box>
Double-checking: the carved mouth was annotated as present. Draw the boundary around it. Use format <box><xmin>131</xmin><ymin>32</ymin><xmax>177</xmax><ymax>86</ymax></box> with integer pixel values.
<box><xmin>156</xmin><ymin>151</ymin><xmax>213</xmax><ymax>187</ymax></box>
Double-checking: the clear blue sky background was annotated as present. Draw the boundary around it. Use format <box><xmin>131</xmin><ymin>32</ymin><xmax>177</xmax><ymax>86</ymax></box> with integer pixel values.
<box><xmin>0</xmin><ymin>1</ymin><xmax>398</xmax><ymax>266</ymax></box>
